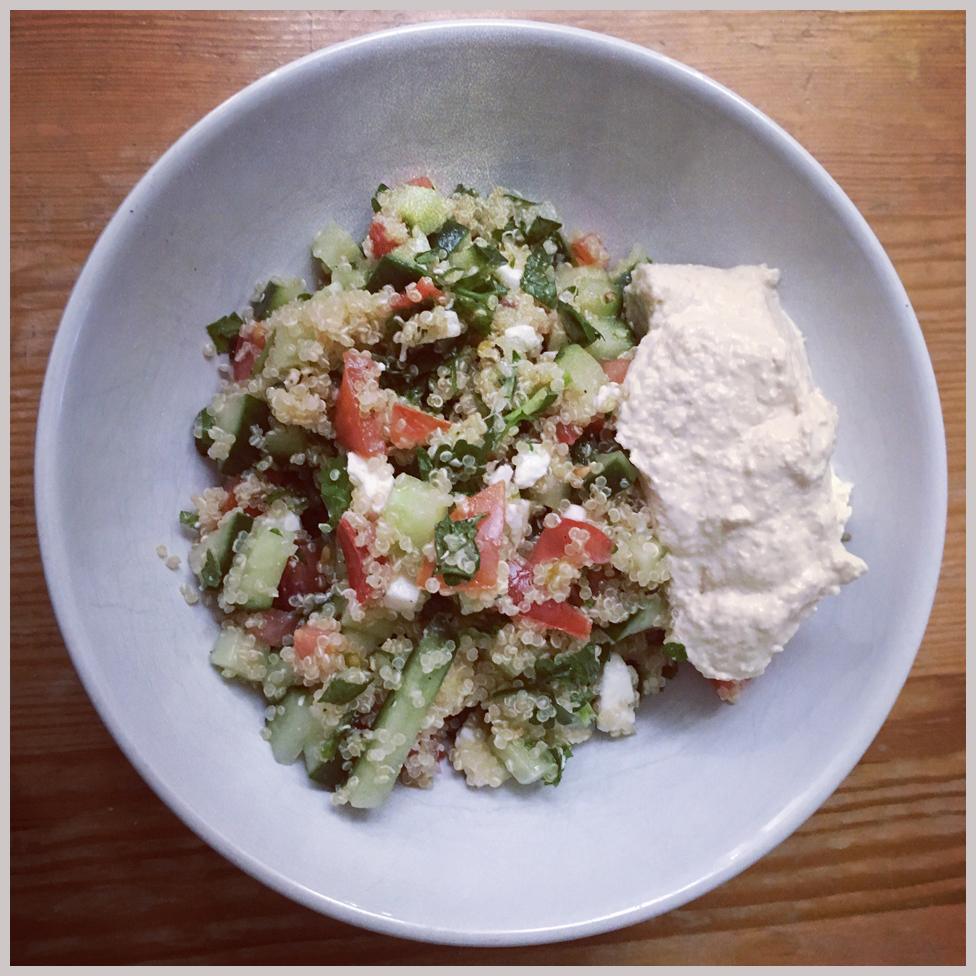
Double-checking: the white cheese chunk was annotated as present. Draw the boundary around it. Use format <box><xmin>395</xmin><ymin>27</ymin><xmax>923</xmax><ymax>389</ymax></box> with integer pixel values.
<box><xmin>596</xmin><ymin>652</ymin><xmax>639</xmax><ymax>737</ymax></box>
<box><xmin>513</xmin><ymin>446</ymin><xmax>551</xmax><ymax>489</ymax></box>
<box><xmin>382</xmin><ymin>575</ymin><xmax>423</xmax><ymax>615</ymax></box>
<box><xmin>346</xmin><ymin>452</ymin><xmax>395</xmax><ymax>516</ymax></box>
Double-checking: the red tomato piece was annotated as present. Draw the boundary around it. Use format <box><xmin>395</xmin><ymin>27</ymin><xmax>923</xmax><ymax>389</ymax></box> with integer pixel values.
<box><xmin>337</xmin><ymin>514</ymin><xmax>376</xmax><ymax>604</ymax></box>
<box><xmin>244</xmin><ymin>609</ymin><xmax>299</xmax><ymax>647</ymax></box>
<box><xmin>445</xmin><ymin>482</ymin><xmax>506</xmax><ymax>594</ymax></box>
<box><xmin>570</xmin><ymin>233</ymin><xmax>610</xmax><ymax>268</ymax></box>
<box><xmin>712</xmin><ymin>679</ymin><xmax>749</xmax><ymax>703</ymax></box>
<box><xmin>601</xmin><ymin>358</ymin><xmax>631</xmax><ymax>384</ymax></box>
<box><xmin>273</xmin><ymin>541</ymin><xmax>323</xmax><ymax>610</ymax></box>
<box><xmin>231</xmin><ymin>324</ymin><xmax>267</xmax><ymax>382</ymax></box>
<box><xmin>334</xmin><ymin>349</ymin><xmax>387</xmax><ymax>457</ymax></box>
<box><xmin>388</xmin><ymin>402</ymin><xmax>451</xmax><ymax>449</ymax></box>
<box><xmin>292</xmin><ymin>624</ymin><xmax>334</xmax><ymax>661</ymax></box>
<box><xmin>507</xmin><ymin>562</ymin><xmax>592</xmax><ymax>639</ymax></box>
<box><xmin>527</xmin><ymin>518</ymin><xmax>613</xmax><ymax>569</ymax></box>
<box><xmin>368</xmin><ymin>217</ymin><xmax>402</xmax><ymax>258</ymax></box>
<box><xmin>388</xmin><ymin>276</ymin><xmax>444</xmax><ymax>314</ymax></box>
<box><xmin>555</xmin><ymin>422</ymin><xmax>583</xmax><ymax>446</ymax></box>
<box><xmin>406</xmin><ymin>176</ymin><xmax>435</xmax><ymax>188</ymax></box>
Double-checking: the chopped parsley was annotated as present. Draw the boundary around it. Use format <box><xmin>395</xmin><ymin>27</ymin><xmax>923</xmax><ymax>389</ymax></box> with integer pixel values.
<box><xmin>520</xmin><ymin>245</ymin><xmax>557</xmax><ymax>309</ymax></box>
<box><xmin>205</xmin><ymin>313</ymin><xmax>243</xmax><ymax>354</ymax></box>
<box><xmin>316</xmin><ymin>457</ymin><xmax>352</xmax><ymax>531</ymax></box>
<box><xmin>179</xmin><ymin>510</ymin><xmax>199</xmax><ymax>528</ymax></box>
<box><xmin>434</xmin><ymin>514</ymin><xmax>484</xmax><ymax>585</ymax></box>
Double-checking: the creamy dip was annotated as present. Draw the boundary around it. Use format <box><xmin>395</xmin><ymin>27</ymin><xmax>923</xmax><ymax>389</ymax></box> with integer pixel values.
<box><xmin>617</xmin><ymin>263</ymin><xmax>867</xmax><ymax>680</ymax></box>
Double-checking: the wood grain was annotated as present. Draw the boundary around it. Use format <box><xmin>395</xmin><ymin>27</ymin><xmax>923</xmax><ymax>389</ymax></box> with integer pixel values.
<box><xmin>10</xmin><ymin>9</ymin><xmax>965</xmax><ymax>966</ymax></box>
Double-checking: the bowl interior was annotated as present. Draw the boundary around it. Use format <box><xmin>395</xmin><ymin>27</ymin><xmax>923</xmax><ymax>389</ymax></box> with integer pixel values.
<box><xmin>37</xmin><ymin>21</ymin><xmax>946</xmax><ymax>944</ymax></box>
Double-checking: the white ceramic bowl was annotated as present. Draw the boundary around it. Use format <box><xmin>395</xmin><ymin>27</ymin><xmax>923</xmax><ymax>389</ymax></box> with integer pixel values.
<box><xmin>36</xmin><ymin>21</ymin><xmax>946</xmax><ymax>945</ymax></box>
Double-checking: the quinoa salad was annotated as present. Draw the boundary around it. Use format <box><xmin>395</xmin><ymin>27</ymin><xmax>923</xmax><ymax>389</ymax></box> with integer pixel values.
<box><xmin>179</xmin><ymin>178</ymin><xmax>707</xmax><ymax>810</ymax></box>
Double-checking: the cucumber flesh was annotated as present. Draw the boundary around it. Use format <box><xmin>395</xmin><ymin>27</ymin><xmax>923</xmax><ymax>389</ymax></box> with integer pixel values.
<box><xmin>556</xmin><ymin>344</ymin><xmax>606</xmax><ymax>400</ymax></box>
<box><xmin>312</xmin><ymin>222</ymin><xmax>364</xmax><ymax>272</ymax></box>
<box><xmin>192</xmin><ymin>508</ymin><xmax>253</xmax><ymax>589</ymax></box>
<box><xmin>303</xmin><ymin>732</ymin><xmax>345</xmax><ymax>786</ymax></box>
<box><xmin>588</xmin><ymin>451</ymin><xmax>639</xmax><ymax>492</ymax></box>
<box><xmin>267</xmin><ymin>688</ymin><xmax>320</xmax><ymax>765</ymax></box>
<box><xmin>382</xmin><ymin>475</ymin><xmax>452</xmax><ymax>549</ymax></box>
<box><xmin>584</xmin><ymin>316</ymin><xmax>635</xmax><ymax>361</ymax></box>
<box><xmin>205</xmin><ymin>393</ymin><xmax>270</xmax><ymax>475</ymax></box>
<box><xmin>210</xmin><ymin>625</ymin><xmax>269</xmax><ymax>682</ymax></box>
<box><xmin>252</xmin><ymin>277</ymin><xmax>308</xmax><ymax>320</ymax></box>
<box><xmin>342</xmin><ymin>621</ymin><xmax>457</xmax><ymax>809</ymax></box>
<box><xmin>263</xmin><ymin>425</ymin><xmax>309</xmax><ymax>461</ymax></box>
<box><xmin>605</xmin><ymin>593</ymin><xmax>668</xmax><ymax>642</ymax></box>
<box><xmin>382</xmin><ymin>185</ymin><xmax>452</xmax><ymax>234</ymax></box>
<box><xmin>489</xmin><ymin>737</ymin><xmax>559</xmax><ymax>786</ymax></box>
<box><xmin>222</xmin><ymin>511</ymin><xmax>299</xmax><ymax>610</ymax></box>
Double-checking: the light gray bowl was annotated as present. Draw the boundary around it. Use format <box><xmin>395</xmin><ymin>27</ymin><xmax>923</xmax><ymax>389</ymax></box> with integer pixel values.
<box><xmin>36</xmin><ymin>20</ymin><xmax>946</xmax><ymax>946</ymax></box>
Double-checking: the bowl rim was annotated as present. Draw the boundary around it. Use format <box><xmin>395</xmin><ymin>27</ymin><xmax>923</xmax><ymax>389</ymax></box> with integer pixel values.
<box><xmin>34</xmin><ymin>18</ymin><xmax>948</xmax><ymax>947</ymax></box>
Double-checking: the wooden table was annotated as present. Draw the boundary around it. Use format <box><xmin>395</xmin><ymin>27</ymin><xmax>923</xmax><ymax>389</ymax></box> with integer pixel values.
<box><xmin>11</xmin><ymin>10</ymin><xmax>965</xmax><ymax>965</ymax></box>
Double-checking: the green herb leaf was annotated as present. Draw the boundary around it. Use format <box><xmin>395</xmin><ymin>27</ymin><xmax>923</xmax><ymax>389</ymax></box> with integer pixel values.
<box><xmin>200</xmin><ymin>549</ymin><xmax>222</xmax><ymax>589</ymax></box>
<box><xmin>543</xmin><ymin>743</ymin><xmax>573</xmax><ymax>786</ymax></box>
<box><xmin>205</xmin><ymin>313</ymin><xmax>243</xmax><ymax>354</ymax></box>
<box><xmin>557</xmin><ymin>300</ymin><xmax>599</xmax><ymax>345</ymax></box>
<box><xmin>426</xmin><ymin>439</ymin><xmax>488</xmax><ymax>490</ymax></box>
<box><xmin>194</xmin><ymin>407</ymin><xmax>216</xmax><ymax>454</ymax></box>
<box><xmin>663</xmin><ymin>641</ymin><xmax>687</xmax><ymax>662</ymax></box>
<box><xmin>536</xmin><ymin>643</ymin><xmax>603</xmax><ymax>688</ymax></box>
<box><xmin>429</xmin><ymin>220</ymin><xmax>469</xmax><ymax>255</ymax></box>
<box><xmin>453</xmin><ymin>183</ymin><xmax>480</xmax><ymax>197</ymax></box>
<box><xmin>520</xmin><ymin>245</ymin><xmax>557</xmax><ymax>309</ymax></box>
<box><xmin>433</xmin><ymin>514</ymin><xmax>484</xmax><ymax>585</ymax></box>
<box><xmin>473</xmin><ymin>242</ymin><xmax>505</xmax><ymax>267</ymax></box>
<box><xmin>179</xmin><ymin>510</ymin><xmax>199</xmax><ymax>528</ymax></box>
<box><xmin>317</xmin><ymin>457</ymin><xmax>352</xmax><ymax>531</ymax></box>
<box><xmin>502</xmin><ymin>386</ymin><xmax>557</xmax><ymax>431</ymax></box>
<box><xmin>416</xmin><ymin>449</ymin><xmax>434</xmax><ymax>480</ymax></box>
<box><xmin>504</xmin><ymin>190</ymin><xmax>538</xmax><ymax>206</ymax></box>
<box><xmin>370</xmin><ymin>182</ymin><xmax>390</xmax><ymax>213</ymax></box>
<box><xmin>523</xmin><ymin>215</ymin><xmax>562</xmax><ymax>245</ymax></box>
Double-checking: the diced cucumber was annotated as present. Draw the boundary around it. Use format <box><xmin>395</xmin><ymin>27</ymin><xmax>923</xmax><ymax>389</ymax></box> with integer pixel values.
<box><xmin>312</xmin><ymin>222</ymin><xmax>364</xmax><ymax>272</ymax></box>
<box><xmin>381</xmin><ymin>184</ymin><xmax>452</xmax><ymax>234</ymax></box>
<box><xmin>489</xmin><ymin>737</ymin><xmax>559</xmax><ymax>786</ymax></box>
<box><xmin>263</xmin><ymin>319</ymin><xmax>317</xmax><ymax>374</ymax></box>
<box><xmin>502</xmin><ymin>386</ymin><xmax>557</xmax><ymax>431</ymax></box>
<box><xmin>339</xmin><ymin>604</ymin><xmax>398</xmax><ymax>658</ymax></box>
<box><xmin>382</xmin><ymin>475</ymin><xmax>452</xmax><ymax>549</ymax></box>
<box><xmin>530</xmin><ymin>476</ymin><xmax>569</xmax><ymax>510</ymax></box>
<box><xmin>331</xmin><ymin>265</ymin><xmax>368</xmax><ymax>290</ymax></box>
<box><xmin>588</xmin><ymin>451</ymin><xmax>640</xmax><ymax>492</ymax></box>
<box><xmin>262</xmin><ymin>651</ymin><xmax>301</xmax><ymax>702</ymax></box>
<box><xmin>222</xmin><ymin>512</ymin><xmax>299</xmax><ymax>610</ymax></box>
<box><xmin>196</xmin><ymin>393</ymin><xmax>270</xmax><ymax>475</ymax></box>
<box><xmin>267</xmin><ymin>688</ymin><xmax>320</xmax><ymax>765</ymax></box>
<box><xmin>192</xmin><ymin>508</ymin><xmax>253</xmax><ymax>590</ymax></box>
<box><xmin>342</xmin><ymin>620</ymin><xmax>457</xmax><ymax>809</ymax></box>
<box><xmin>557</xmin><ymin>265</ymin><xmax>620</xmax><ymax>318</ymax></box>
<box><xmin>605</xmin><ymin>593</ymin><xmax>668</xmax><ymax>642</ymax></box>
<box><xmin>366</xmin><ymin>255</ymin><xmax>426</xmax><ymax>293</ymax></box>
<box><xmin>584</xmin><ymin>316</ymin><xmax>635</xmax><ymax>361</ymax></box>
<box><xmin>209</xmin><ymin>624</ymin><xmax>269</xmax><ymax>682</ymax></box>
<box><xmin>556</xmin><ymin>344</ymin><xmax>606</xmax><ymax>400</ymax></box>
<box><xmin>303</xmin><ymin>732</ymin><xmax>345</xmax><ymax>786</ymax></box>
<box><xmin>263</xmin><ymin>425</ymin><xmax>309</xmax><ymax>462</ymax></box>
<box><xmin>252</xmin><ymin>277</ymin><xmax>308</xmax><ymax>320</ymax></box>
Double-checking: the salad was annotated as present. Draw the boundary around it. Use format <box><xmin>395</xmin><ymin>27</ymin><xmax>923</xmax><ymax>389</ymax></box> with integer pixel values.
<box><xmin>181</xmin><ymin>177</ymin><xmax>691</xmax><ymax>810</ymax></box>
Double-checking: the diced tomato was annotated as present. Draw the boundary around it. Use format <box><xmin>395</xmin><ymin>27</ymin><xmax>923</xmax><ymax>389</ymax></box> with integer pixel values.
<box><xmin>244</xmin><ymin>609</ymin><xmax>298</xmax><ymax>647</ymax></box>
<box><xmin>508</xmin><ymin>562</ymin><xmax>592</xmax><ymax>639</ymax></box>
<box><xmin>337</xmin><ymin>514</ymin><xmax>376</xmax><ymax>603</ymax></box>
<box><xmin>388</xmin><ymin>402</ymin><xmax>451</xmax><ymax>449</ymax></box>
<box><xmin>570</xmin><ymin>233</ymin><xmax>610</xmax><ymax>268</ymax></box>
<box><xmin>335</xmin><ymin>349</ymin><xmax>387</xmax><ymax>457</ymax></box>
<box><xmin>601</xmin><ymin>359</ymin><xmax>630</xmax><ymax>384</ymax></box>
<box><xmin>292</xmin><ymin>624</ymin><xmax>334</xmax><ymax>661</ymax></box>
<box><xmin>368</xmin><ymin>217</ymin><xmax>402</xmax><ymax>258</ymax></box>
<box><xmin>389</xmin><ymin>276</ymin><xmax>444</xmax><ymax>314</ymax></box>
<box><xmin>712</xmin><ymin>679</ymin><xmax>749</xmax><ymax>703</ymax></box>
<box><xmin>555</xmin><ymin>422</ymin><xmax>583</xmax><ymax>446</ymax></box>
<box><xmin>449</xmin><ymin>482</ymin><xmax>506</xmax><ymax>593</ymax></box>
<box><xmin>528</xmin><ymin>519</ymin><xmax>613</xmax><ymax>569</ymax></box>
<box><xmin>273</xmin><ymin>541</ymin><xmax>323</xmax><ymax>610</ymax></box>
<box><xmin>406</xmin><ymin>176</ymin><xmax>435</xmax><ymax>188</ymax></box>
<box><xmin>416</xmin><ymin>558</ymin><xmax>435</xmax><ymax>589</ymax></box>
<box><xmin>231</xmin><ymin>324</ymin><xmax>267</xmax><ymax>382</ymax></box>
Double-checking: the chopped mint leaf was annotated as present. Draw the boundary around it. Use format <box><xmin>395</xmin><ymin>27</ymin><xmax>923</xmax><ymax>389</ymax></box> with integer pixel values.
<box><xmin>434</xmin><ymin>513</ymin><xmax>484</xmax><ymax>585</ymax></box>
